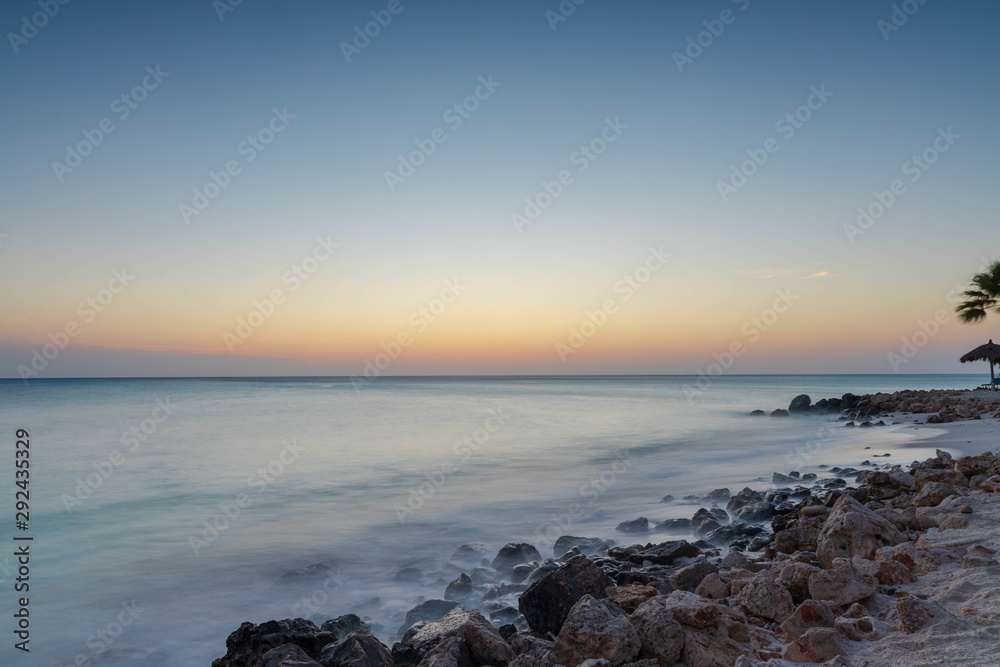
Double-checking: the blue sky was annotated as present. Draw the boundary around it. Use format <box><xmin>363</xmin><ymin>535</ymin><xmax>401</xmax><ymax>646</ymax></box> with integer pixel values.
<box><xmin>1</xmin><ymin>0</ymin><xmax>999</xmax><ymax>377</ymax></box>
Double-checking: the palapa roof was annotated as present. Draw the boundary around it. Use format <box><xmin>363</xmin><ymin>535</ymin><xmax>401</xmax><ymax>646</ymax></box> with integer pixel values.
<box><xmin>960</xmin><ymin>339</ymin><xmax>1000</xmax><ymax>363</ymax></box>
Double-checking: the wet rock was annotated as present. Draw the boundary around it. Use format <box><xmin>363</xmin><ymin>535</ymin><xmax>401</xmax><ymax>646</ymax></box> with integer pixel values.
<box><xmin>469</xmin><ymin>567</ymin><xmax>499</xmax><ymax>586</ymax></box>
<box><xmin>783</xmin><ymin>627</ymin><xmax>844</xmax><ymax>663</ymax></box>
<box><xmin>734</xmin><ymin>570</ymin><xmax>794</xmax><ymax>623</ymax></box>
<box><xmin>400</xmin><ymin>600</ymin><xmax>463</xmax><ymax>636</ymax></box>
<box><xmin>771</xmin><ymin>409</ymin><xmax>790</xmax><ymax>417</ymax></box>
<box><xmin>629</xmin><ymin>596</ymin><xmax>684</xmax><ymax>666</ymax></box>
<box><xmin>394</xmin><ymin>567</ymin><xmax>423</xmax><ymax>583</ymax></box>
<box><xmin>391</xmin><ymin>643</ymin><xmax>419</xmax><ymax>667</ymax></box>
<box><xmin>615</xmin><ymin>518</ymin><xmax>649</xmax><ymax>534</ymax></box>
<box><xmin>212</xmin><ymin>619</ymin><xmax>336</xmax><ymax>667</ymax></box>
<box><xmin>778</xmin><ymin>600</ymin><xmax>836</xmax><ymax>642</ymax></box>
<box><xmin>621</xmin><ymin>540</ymin><xmax>700</xmax><ymax>566</ymax></box>
<box><xmin>518</xmin><ymin>555</ymin><xmax>614</xmax><ymax>636</ymax></box>
<box><xmin>654</xmin><ymin>518</ymin><xmax>692</xmax><ymax>532</ymax></box>
<box><xmin>706</xmin><ymin>487</ymin><xmax>732</xmax><ymax>501</ymax></box>
<box><xmin>510</xmin><ymin>564</ymin><xmax>536</xmax><ymax>585</ymax></box>
<box><xmin>808</xmin><ymin>564</ymin><xmax>877</xmax><ymax>607</ymax></box>
<box><xmin>750</xmin><ymin>410</ymin><xmax>766</xmax><ymax>416</ymax></box>
<box><xmin>262</xmin><ymin>644</ymin><xmax>323</xmax><ymax>667</ymax></box>
<box><xmin>552</xmin><ymin>536</ymin><xmax>614</xmax><ymax>558</ymax></box>
<box><xmin>408</xmin><ymin>609</ymin><xmax>513</xmax><ymax>666</ymax></box>
<box><xmin>319</xmin><ymin>632</ymin><xmax>393</xmax><ymax>667</ymax></box>
<box><xmin>789</xmin><ymin>394</ymin><xmax>812</xmax><ymax>412</ymax></box>
<box><xmin>815</xmin><ymin>494</ymin><xmax>906</xmax><ymax>568</ymax></box>
<box><xmin>452</xmin><ymin>543</ymin><xmax>491</xmax><ymax>567</ymax></box>
<box><xmin>445</xmin><ymin>573</ymin><xmax>476</xmax><ymax>601</ymax></box>
<box><xmin>492</xmin><ymin>544</ymin><xmax>543</xmax><ymax>577</ymax></box>
<box><xmin>416</xmin><ymin>636</ymin><xmax>471</xmax><ymax>667</ymax></box>
<box><xmin>321</xmin><ymin>616</ymin><xmax>371</xmax><ymax>642</ymax></box>
<box><xmin>547</xmin><ymin>595</ymin><xmax>640</xmax><ymax>667</ymax></box>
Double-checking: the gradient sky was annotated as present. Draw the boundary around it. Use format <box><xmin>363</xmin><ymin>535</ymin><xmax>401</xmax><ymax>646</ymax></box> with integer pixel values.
<box><xmin>1</xmin><ymin>0</ymin><xmax>999</xmax><ymax>377</ymax></box>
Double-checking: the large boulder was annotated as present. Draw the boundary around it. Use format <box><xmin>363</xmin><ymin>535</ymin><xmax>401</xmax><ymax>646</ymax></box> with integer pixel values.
<box><xmin>629</xmin><ymin>596</ymin><xmax>685</xmax><ymax>665</ymax></box>
<box><xmin>399</xmin><ymin>600</ymin><xmax>463</xmax><ymax>636</ymax></box>
<box><xmin>319</xmin><ymin>632</ymin><xmax>393</xmax><ymax>667</ymax></box>
<box><xmin>667</xmin><ymin>561</ymin><xmax>718</xmax><ymax>592</ymax></box>
<box><xmin>547</xmin><ymin>595</ymin><xmax>640</xmax><ymax>667</ymax></box>
<box><xmin>417</xmin><ymin>636</ymin><xmax>472</xmax><ymax>667</ymax></box>
<box><xmin>212</xmin><ymin>619</ymin><xmax>337</xmax><ymax>667</ymax></box>
<box><xmin>493</xmin><ymin>544</ymin><xmax>542</xmax><ymax>577</ymax></box>
<box><xmin>734</xmin><ymin>570</ymin><xmax>795</xmax><ymax>623</ymax></box>
<box><xmin>816</xmin><ymin>495</ymin><xmax>906</xmax><ymax>568</ymax></box>
<box><xmin>408</xmin><ymin>609</ymin><xmax>514</xmax><ymax>666</ymax></box>
<box><xmin>912</xmin><ymin>481</ymin><xmax>955</xmax><ymax>507</ymax></box>
<box><xmin>789</xmin><ymin>395</ymin><xmax>812</xmax><ymax>412</ymax></box>
<box><xmin>518</xmin><ymin>555</ymin><xmax>614</xmax><ymax>636</ymax></box>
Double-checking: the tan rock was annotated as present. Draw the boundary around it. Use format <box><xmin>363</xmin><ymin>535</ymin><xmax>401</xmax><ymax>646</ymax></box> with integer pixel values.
<box><xmin>734</xmin><ymin>570</ymin><xmax>795</xmax><ymax>623</ymax></box>
<box><xmin>605</xmin><ymin>585</ymin><xmax>658</xmax><ymax>614</ymax></box>
<box><xmin>808</xmin><ymin>564</ymin><xmax>877</xmax><ymax>607</ymax></box>
<box><xmin>628</xmin><ymin>596</ymin><xmax>684</xmax><ymax>666</ymax></box>
<box><xmin>694</xmin><ymin>572</ymin><xmax>728</xmax><ymax>600</ymax></box>
<box><xmin>548</xmin><ymin>595</ymin><xmax>640</xmax><ymax>667</ymax></box>
<box><xmin>913</xmin><ymin>481</ymin><xmax>956</xmax><ymax>507</ymax></box>
<box><xmin>778</xmin><ymin>600</ymin><xmax>836</xmax><ymax>642</ymax></box>
<box><xmin>834</xmin><ymin>616</ymin><xmax>881</xmax><ymax>641</ymax></box>
<box><xmin>783</xmin><ymin>627</ymin><xmax>844</xmax><ymax>663</ymax></box>
<box><xmin>816</xmin><ymin>495</ymin><xmax>906</xmax><ymax>568</ymax></box>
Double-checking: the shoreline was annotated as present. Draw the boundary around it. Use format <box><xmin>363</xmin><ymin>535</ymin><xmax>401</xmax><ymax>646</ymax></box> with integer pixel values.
<box><xmin>210</xmin><ymin>390</ymin><xmax>1000</xmax><ymax>667</ymax></box>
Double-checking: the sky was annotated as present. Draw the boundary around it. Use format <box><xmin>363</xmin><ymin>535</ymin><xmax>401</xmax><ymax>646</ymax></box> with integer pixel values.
<box><xmin>1</xmin><ymin>0</ymin><xmax>999</xmax><ymax>378</ymax></box>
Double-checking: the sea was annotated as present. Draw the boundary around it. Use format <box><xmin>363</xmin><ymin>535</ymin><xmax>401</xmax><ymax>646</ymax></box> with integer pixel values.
<box><xmin>0</xmin><ymin>374</ymin><xmax>982</xmax><ymax>665</ymax></box>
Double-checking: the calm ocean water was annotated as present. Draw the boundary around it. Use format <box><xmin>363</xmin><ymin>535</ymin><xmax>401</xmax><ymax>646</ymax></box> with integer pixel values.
<box><xmin>0</xmin><ymin>375</ymin><xmax>981</xmax><ymax>665</ymax></box>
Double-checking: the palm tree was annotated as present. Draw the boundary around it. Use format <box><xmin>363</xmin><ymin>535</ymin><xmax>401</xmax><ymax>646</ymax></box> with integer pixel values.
<box><xmin>956</xmin><ymin>260</ymin><xmax>1000</xmax><ymax>323</ymax></box>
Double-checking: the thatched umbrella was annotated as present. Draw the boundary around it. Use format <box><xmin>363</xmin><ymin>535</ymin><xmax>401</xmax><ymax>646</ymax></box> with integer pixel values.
<box><xmin>960</xmin><ymin>339</ymin><xmax>1000</xmax><ymax>389</ymax></box>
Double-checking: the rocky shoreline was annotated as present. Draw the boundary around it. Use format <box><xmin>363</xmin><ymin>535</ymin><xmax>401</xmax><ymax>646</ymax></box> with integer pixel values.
<box><xmin>211</xmin><ymin>396</ymin><xmax>1000</xmax><ymax>667</ymax></box>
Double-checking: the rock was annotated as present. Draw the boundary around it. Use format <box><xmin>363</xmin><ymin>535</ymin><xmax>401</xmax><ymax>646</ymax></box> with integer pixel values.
<box><xmin>954</xmin><ymin>453</ymin><xmax>995</xmax><ymax>476</ymax></box>
<box><xmin>801</xmin><ymin>505</ymin><xmax>828</xmax><ymax>518</ymax></box>
<box><xmin>789</xmin><ymin>394</ymin><xmax>812</xmax><ymax>412</ymax></box>
<box><xmin>979</xmin><ymin>475</ymin><xmax>1000</xmax><ymax>492</ymax></box>
<box><xmin>778</xmin><ymin>600</ymin><xmax>836</xmax><ymax>642</ymax></box>
<box><xmin>547</xmin><ymin>595</ymin><xmax>640</xmax><ymax>667</ymax></box>
<box><xmin>655</xmin><ymin>592</ymin><xmax>760</xmax><ymax>667</ymax></box>
<box><xmin>416</xmin><ymin>636</ymin><xmax>470</xmax><ymax>667</ymax></box>
<box><xmin>937</xmin><ymin>515</ymin><xmax>970</xmax><ymax>531</ymax></box>
<box><xmin>445</xmin><ymin>573</ymin><xmax>475</xmax><ymax>601</ymax></box>
<box><xmin>395</xmin><ymin>567</ymin><xmax>423</xmax><ymax>582</ymax></box>
<box><xmin>493</xmin><ymin>544</ymin><xmax>542</xmax><ymax>577</ymax></box>
<box><xmin>772</xmin><ymin>472</ymin><xmax>798</xmax><ymax>485</ymax></box>
<box><xmin>667</xmin><ymin>561</ymin><xmax>718</xmax><ymax>592</ymax></box>
<box><xmin>774</xmin><ymin>562</ymin><xmax>819</xmax><ymax>603</ymax></box>
<box><xmin>262</xmin><ymin>644</ymin><xmax>323</xmax><ymax>667</ymax></box>
<box><xmin>470</xmin><ymin>567</ymin><xmax>499</xmax><ymax>586</ymax></box>
<box><xmin>212</xmin><ymin>619</ymin><xmax>336</xmax><ymax>667</ymax></box>
<box><xmin>552</xmin><ymin>536</ymin><xmax>614</xmax><ymax>558</ymax></box>
<box><xmin>735</xmin><ymin>570</ymin><xmax>794</xmax><ymax>623</ymax></box>
<box><xmin>605</xmin><ymin>584</ymin><xmax>657</xmax><ymax>613</ymax></box>
<box><xmin>391</xmin><ymin>643</ymin><xmax>419</xmax><ymax>667</ymax></box>
<box><xmin>511</xmin><ymin>563</ymin><xmax>536</xmax><ymax>585</ymax></box>
<box><xmin>734</xmin><ymin>500</ymin><xmax>773</xmax><ymax>523</ymax></box>
<box><xmin>874</xmin><ymin>559</ymin><xmax>916</xmax><ymax>585</ymax></box>
<box><xmin>615</xmin><ymin>518</ymin><xmax>649</xmax><ymax>534</ymax></box>
<box><xmin>628</xmin><ymin>596</ymin><xmax>685</xmax><ymax>666</ymax></box>
<box><xmin>320</xmin><ymin>632</ymin><xmax>393</xmax><ymax>667</ymax></box>
<box><xmin>771</xmin><ymin>409</ymin><xmax>790</xmax><ymax>417</ymax></box>
<box><xmin>894</xmin><ymin>596</ymin><xmax>947</xmax><ymax>634</ymax></box>
<box><xmin>518</xmin><ymin>555</ymin><xmax>614</xmax><ymax>636</ymax></box>
<box><xmin>815</xmin><ymin>495</ymin><xmax>906</xmax><ymax>568</ymax></box>
<box><xmin>655</xmin><ymin>518</ymin><xmax>692</xmax><ymax>532</ymax></box>
<box><xmin>400</xmin><ymin>600</ymin><xmax>463</xmax><ymax>636</ymax></box>
<box><xmin>783</xmin><ymin>627</ymin><xmax>844</xmax><ymax>663</ymax></box>
<box><xmin>408</xmin><ymin>609</ymin><xmax>513</xmax><ymax>666</ymax></box>
<box><xmin>913</xmin><ymin>481</ymin><xmax>955</xmax><ymax>507</ymax></box>
<box><xmin>320</xmin><ymin>616</ymin><xmax>371</xmax><ymax>643</ymax></box>
<box><xmin>706</xmin><ymin>487</ymin><xmax>732</xmax><ymax>501</ymax></box>
<box><xmin>508</xmin><ymin>632</ymin><xmax>553</xmax><ymax>660</ymax></box>
<box><xmin>720</xmin><ymin>551</ymin><xmax>749</xmax><ymax>570</ymax></box>
<box><xmin>962</xmin><ymin>555</ymin><xmax>999</xmax><ymax>568</ymax></box>
<box><xmin>621</xmin><ymin>540</ymin><xmax>700</xmax><ymax>566</ymax></box>
<box><xmin>694</xmin><ymin>572</ymin><xmax>729</xmax><ymax>599</ymax></box>
<box><xmin>834</xmin><ymin>616</ymin><xmax>881</xmax><ymax>642</ymax></box>
<box><xmin>913</xmin><ymin>468</ymin><xmax>967</xmax><ymax>490</ymax></box>
<box><xmin>451</xmin><ymin>543</ymin><xmax>491</xmax><ymax>566</ymax></box>
<box><xmin>750</xmin><ymin>410</ymin><xmax>766</xmax><ymax>416</ymax></box>
<box><xmin>808</xmin><ymin>564</ymin><xmax>877</xmax><ymax>607</ymax></box>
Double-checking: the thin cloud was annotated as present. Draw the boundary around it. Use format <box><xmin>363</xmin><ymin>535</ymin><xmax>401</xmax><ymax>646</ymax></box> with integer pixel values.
<box><xmin>731</xmin><ymin>268</ymin><xmax>796</xmax><ymax>279</ymax></box>
<box><xmin>803</xmin><ymin>271</ymin><xmax>830</xmax><ymax>279</ymax></box>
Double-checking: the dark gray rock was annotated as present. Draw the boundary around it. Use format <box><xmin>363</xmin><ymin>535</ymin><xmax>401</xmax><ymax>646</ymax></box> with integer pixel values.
<box><xmin>262</xmin><ymin>644</ymin><xmax>322</xmax><ymax>667</ymax></box>
<box><xmin>615</xmin><ymin>517</ymin><xmax>649</xmax><ymax>534</ymax></box>
<box><xmin>552</xmin><ymin>536</ymin><xmax>615</xmax><ymax>557</ymax></box>
<box><xmin>399</xmin><ymin>600</ymin><xmax>463</xmax><ymax>636</ymax></box>
<box><xmin>789</xmin><ymin>394</ymin><xmax>812</xmax><ymax>412</ymax></box>
<box><xmin>491</xmin><ymin>544</ymin><xmax>542</xmax><ymax>577</ymax></box>
<box><xmin>517</xmin><ymin>555</ymin><xmax>613</xmax><ymax>636</ymax></box>
<box><xmin>319</xmin><ymin>632</ymin><xmax>393</xmax><ymax>667</ymax></box>
<box><xmin>211</xmin><ymin>619</ymin><xmax>336</xmax><ymax>667</ymax></box>
<box><xmin>320</xmin><ymin>615</ymin><xmax>371</xmax><ymax>642</ymax></box>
